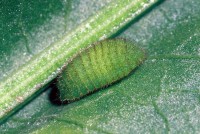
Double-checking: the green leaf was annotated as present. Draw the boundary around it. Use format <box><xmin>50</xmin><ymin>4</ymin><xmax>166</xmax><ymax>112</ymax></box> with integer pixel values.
<box><xmin>1</xmin><ymin>0</ymin><xmax>200</xmax><ymax>133</ymax></box>
<box><xmin>0</xmin><ymin>0</ymin><xmax>158</xmax><ymax>122</ymax></box>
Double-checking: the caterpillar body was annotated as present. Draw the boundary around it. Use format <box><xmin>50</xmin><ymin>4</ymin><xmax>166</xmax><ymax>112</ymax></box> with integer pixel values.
<box><xmin>56</xmin><ymin>39</ymin><xmax>145</xmax><ymax>101</ymax></box>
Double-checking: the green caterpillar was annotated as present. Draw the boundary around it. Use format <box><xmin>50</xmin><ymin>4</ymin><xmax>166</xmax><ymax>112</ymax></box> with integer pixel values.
<box><xmin>56</xmin><ymin>39</ymin><xmax>145</xmax><ymax>101</ymax></box>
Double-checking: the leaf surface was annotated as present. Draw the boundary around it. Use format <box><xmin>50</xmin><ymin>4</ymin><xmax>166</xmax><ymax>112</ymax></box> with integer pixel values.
<box><xmin>1</xmin><ymin>0</ymin><xmax>200</xmax><ymax>133</ymax></box>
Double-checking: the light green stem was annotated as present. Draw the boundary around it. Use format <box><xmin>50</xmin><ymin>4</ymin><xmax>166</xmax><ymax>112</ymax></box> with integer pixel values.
<box><xmin>0</xmin><ymin>0</ymin><xmax>162</xmax><ymax>123</ymax></box>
